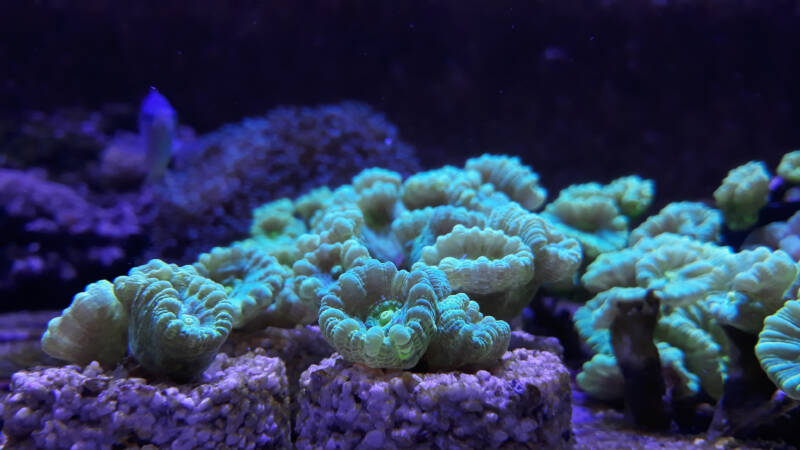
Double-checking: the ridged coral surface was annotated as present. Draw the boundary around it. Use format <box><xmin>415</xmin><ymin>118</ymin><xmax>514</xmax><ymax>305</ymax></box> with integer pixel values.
<box><xmin>318</xmin><ymin>260</ymin><xmax>444</xmax><ymax>369</ymax></box>
<box><xmin>115</xmin><ymin>260</ymin><xmax>234</xmax><ymax>381</ymax></box>
<box><xmin>40</xmin><ymin>280</ymin><xmax>128</xmax><ymax>367</ymax></box>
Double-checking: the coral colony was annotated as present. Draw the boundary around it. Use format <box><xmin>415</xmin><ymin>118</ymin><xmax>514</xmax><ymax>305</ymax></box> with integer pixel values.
<box><xmin>3</xmin><ymin>93</ymin><xmax>800</xmax><ymax>449</ymax></box>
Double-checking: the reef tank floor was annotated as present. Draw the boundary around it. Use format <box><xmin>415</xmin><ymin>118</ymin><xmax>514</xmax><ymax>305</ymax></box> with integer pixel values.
<box><xmin>4</xmin><ymin>1</ymin><xmax>800</xmax><ymax>446</ymax></box>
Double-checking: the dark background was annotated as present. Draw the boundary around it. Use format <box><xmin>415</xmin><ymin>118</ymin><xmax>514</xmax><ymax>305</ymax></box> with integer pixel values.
<box><xmin>2</xmin><ymin>0</ymin><xmax>798</xmax><ymax>205</ymax></box>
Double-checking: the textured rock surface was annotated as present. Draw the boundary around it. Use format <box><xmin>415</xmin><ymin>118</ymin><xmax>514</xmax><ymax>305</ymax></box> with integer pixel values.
<box><xmin>509</xmin><ymin>329</ymin><xmax>565</xmax><ymax>360</ymax></box>
<box><xmin>1</xmin><ymin>350</ymin><xmax>289</xmax><ymax>449</ymax></box>
<box><xmin>295</xmin><ymin>348</ymin><xmax>573</xmax><ymax>449</ymax></box>
<box><xmin>221</xmin><ymin>325</ymin><xmax>334</xmax><ymax>398</ymax></box>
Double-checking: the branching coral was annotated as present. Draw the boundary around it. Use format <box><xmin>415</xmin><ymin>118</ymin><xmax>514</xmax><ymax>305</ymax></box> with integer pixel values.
<box><xmin>576</xmin><ymin>230</ymin><xmax>799</xmax><ymax>403</ymax></box>
<box><xmin>294</xmin><ymin>186</ymin><xmax>333</xmax><ymax>222</ymax></box>
<box><xmin>351</xmin><ymin>168</ymin><xmax>406</xmax><ymax>264</ymax></box>
<box><xmin>241</xmin><ymin>198</ymin><xmax>306</xmax><ymax>265</ymax></box>
<box><xmin>540</xmin><ymin>176</ymin><xmax>654</xmax><ymax>261</ymax></box>
<box><xmin>706</xmin><ymin>248</ymin><xmax>799</xmax><ymax>334</ymax></box>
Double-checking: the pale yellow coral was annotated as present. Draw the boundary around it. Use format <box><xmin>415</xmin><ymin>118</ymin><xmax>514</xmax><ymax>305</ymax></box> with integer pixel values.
<box><xmin>250</xmin><ymin>198</ymin><xmax>305</xmax><ymax>238</ymax></box>
<box><xmin>713</xmin><ymin>161</ymin><xmax>770</xmax><ymax>231</ymax></box>
<box><xmin>629</xmin><ymin>202</ymin><xmax>722</xmax><ymax>246</ymax></box>
<box><xmin>393</xmin><ymin>206</ymin><xmax>487</xmax><ymax>265</ymax></box>
<box><xmin>605</xmin><ymin>175</ymin><xmax>655</xmax><ymax>219</ymax></box>
<box><xmin>488</xmin><ymin>202</ymin><xmax>582</xmax><ymax>285</ymax></box>
<box><xmin>465</xmin><ymin>154</ymin><xmax>547</xmax><ymax>210</ymax></box>
<box><xmin>295</xmin><ymin>186</ymin><xmax>333</xmax><ymax>222</ymax></box>
<box><xmin>352</xmin><ymin>168</ymin><xmax>404</xmax><ymax>230</ymax></box>
<box><xmin>777</xmin><ymin>150</ymin><xmax>800</xmax><ymax>183</ymax></box>
<box><xmin>423</xmin><ymin>293</ymin><xmax>511</xmax><ymax>370</ymax></box>
<box><xmin>310</xmin><ymin>202</ymin><xmax>365</xmax><ymax>244</ymax></box>
<box><xmin>705</xmin><ymin>247</ymin><xmax>799</xmax><ymax>334</ymax></box>
<box><xmin>401</xmin><ymin>166</ymin><xmax>480</xmax><ymax>210</ymax></box>
<box><xmin>245</xmin><ymin>198</ymin><xmax>306</xmax><ymax>265</ymax></box>
<box><xmin>420</xmin><ymin>225</ymin><xmax>535</xmax><ymax>316</ymax></box>
<box><xmin>542</xmin><ymin>183</ymin><xmax>628</xmax><ymax>260</ymax></box>
<box><xmin>41</xmin><ymin>280</ymin><xmax>129</xmax><ymax>367</ymax></box>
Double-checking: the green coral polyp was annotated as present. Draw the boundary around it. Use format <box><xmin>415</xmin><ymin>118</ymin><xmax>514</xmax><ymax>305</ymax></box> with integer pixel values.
<box><xmin>365</xmin><ymin>300</ymin><xmax>403</xmax><ymax>328</ymax></box>
<box><xmin>319</xmin><ymin>259</ymin><xmax>444</xmax><ymax>369</ymax></box>
<box><xmin>118</xmin><ymin>261</ymin><xmax>234</xmax><ymax>381</ymax></box>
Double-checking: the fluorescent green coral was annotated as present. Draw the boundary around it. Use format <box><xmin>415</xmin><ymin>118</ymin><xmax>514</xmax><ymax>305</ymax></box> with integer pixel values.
<box><xmin>318</xmin><ymin>259</ymin><xmax>448</xmax><ymax>369</ymax></box>
<box><xmin>575</xmin><ymin>286</ymin><xmax>726</xmax><ymax>400</ymax></box>
<box><xmin>243</xmin><ymin>198</ymin><xmax>306</xmax><ymax>265</ymax></box>
<box><xmin>488</xmin><ymin>202</ymin><xmax>583</xmax><ymax>285</ymax></box>
<box><xmin>583</xmin><ymin>234</ymin><xmax>731</xmax><ymax>309</ymax></box>
<box><xmin>310</xmin><ymin>202</ymin><xmax>365</xmax><ymax>244</ymax></box>
<box><xmin>713</xmin><ymin>161</ymin><xmax>770</xmax><ymax>231</ymax></box>
<box><xmin>777</xmin><ymin>150</ymin><xmax>800</xmax><ymax>183</ymax></box>
<box><xmin>705</xmin><ymin>247</ymin><xmax>799</xmax><ymax>334</ymax></box>
<box><xmin>577</xmin><ymin>236</ymin><xmax>798</xmax><ymax>401</ymax></box>
<box><xmin>577</xmin><ymin>353</ymin><xmax>625</xmax><ymax>401</ymax></box>
<box><xmin>756</xmin><ymin>299</ymin><xmax>800</xmax><ymax>400</ymax></box>
<box><xmin>41</xmin><ymin>280</ymin><xmax>129</xmax><ymax>367</ymax></box>
<box><xmin>581</xmin><ymin>247</ymin><xmax>641</xmax><ymax>293</ymax></box>
<box><xmin>419</xmin><ymin>224</ymin><xmax>535</xmax><ymax>320</ymax></box>
<box><xmin>576</xmin><ymin>235</ymin><xmax>737</xmax><ymax>400</ymax></box>
<box><xmin>291</xmin><ymin>237</ymin><xmax>370</xmax><ymax>309</ymax></box>
<box><xmin>542</xmin><ymin>183</ymin><xmax>629</xmax><ymax>261</ymax></box>
<box><xmin>353</xmin><ymin>168</ymin><xmax>403</xmax><ymax>229</ymax></box>
<box><xmin>423</xmin><ymin>293</ymin><xmax>510</xmax><ymax>370</ymax></box>
<box><xmin>114</xmin><ymin>260</ymin><xmax>234</xmax><ymax>381</ymax></box>
<box><xmin>629</xmin><ymin>202</ymin><xmax>722</xmax><ymax>246</ymax></box>
<box><xmin>633</xmin><ymin>235</ymin><xmax>731</xmax><ymax>309</ymax></box>
<box><xmin>654</xmin><ymin>305</ymin><xmax>726</xmax><ymax>399</ymax></box>
<box><xmin>393</xmin><ymin>206</ymin><xmax>487</xmax><ymax>265</ymax></box>
<box><xmin>464</xmin><ymin>154</ymin><xmax>547</xmax><ymax>211</ymax></box>
<box><xmin>605</xmin><ymin>175</ymin><xmax>655</xmax><ymax>219</ymax></box>
<box><xmin>295</xmin><ymin>186</ymin><xmax>333</xmax><ymax>222</ymax></box>
<box><xmin>194</xmin><ymin>243</ymin><xmax>313</xmax><ymax>329</ymax></box>
<box><xmin>401</xmin><ymin>166</ymin><xmax>480</xmax><ymax>210</ymax></box>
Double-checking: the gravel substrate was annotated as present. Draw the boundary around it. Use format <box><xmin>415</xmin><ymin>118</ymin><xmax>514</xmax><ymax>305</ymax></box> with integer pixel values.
<box><xmin>221</xmin><ymin>324</ymin><xmax>334</xmax><ymax>397</ymax></box>
<box><xmin>1</xmin><ymin>350</ymin><xmax>290</xmax><ymax>449</ymax></box>
<box><xmin>295</xmin><ymin>348</ymin><xmax>573</xmax><ymax>449</ymax></box>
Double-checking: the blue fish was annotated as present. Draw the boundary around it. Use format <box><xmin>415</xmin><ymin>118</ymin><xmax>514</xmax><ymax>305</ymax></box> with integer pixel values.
<box><xmin>139</xmin><ymin>87</ymin><xmax>177</xmax><ymax>181</ymax></box>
